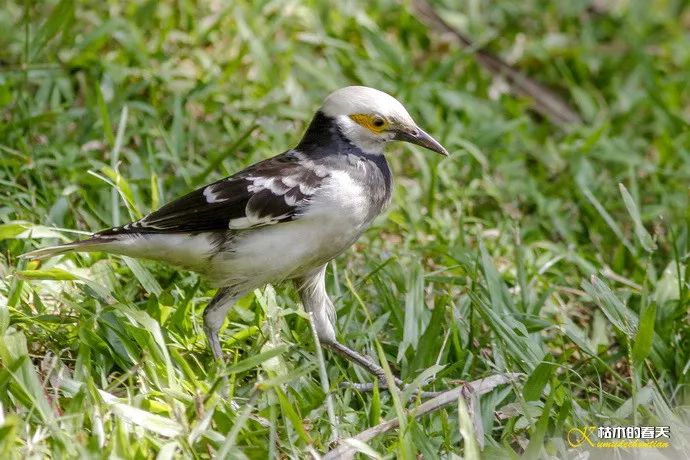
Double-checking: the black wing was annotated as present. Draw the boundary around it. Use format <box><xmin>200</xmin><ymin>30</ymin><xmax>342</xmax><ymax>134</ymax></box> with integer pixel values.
<box><xmin>97</xmin><ymin>151</ymin><xmax>328</xmax><ymax>235</ymax></box>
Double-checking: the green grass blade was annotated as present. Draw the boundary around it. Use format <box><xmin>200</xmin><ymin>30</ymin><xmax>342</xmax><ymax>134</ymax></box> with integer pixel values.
<box><xmin>619</xmin><ymin>183</ymin><xmax>657</xmax><ymax>252</ymax></box>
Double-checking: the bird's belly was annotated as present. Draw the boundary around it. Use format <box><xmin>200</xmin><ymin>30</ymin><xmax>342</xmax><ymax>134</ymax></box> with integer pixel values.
<box><xmin>210</xmin><ymin>215</ymin><xmax>367</xmax><ymax>286</ymax></box>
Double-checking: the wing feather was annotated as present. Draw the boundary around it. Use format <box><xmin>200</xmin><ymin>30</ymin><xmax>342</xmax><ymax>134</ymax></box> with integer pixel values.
<box><xmin>97</xmin><ymin>151</ymin><xmax>326</xmax><ymax>236</ymax></box>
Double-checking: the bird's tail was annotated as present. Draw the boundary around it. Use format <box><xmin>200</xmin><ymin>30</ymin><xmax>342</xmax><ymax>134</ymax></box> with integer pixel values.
<box><xmin>21</xmin><ymin>237</ymin><xmax>113</xmax><ymax>260</ymax></box>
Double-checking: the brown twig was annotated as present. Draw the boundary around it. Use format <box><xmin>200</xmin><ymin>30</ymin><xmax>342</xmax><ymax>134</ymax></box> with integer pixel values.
<box><xmin>338</xmin><ymin>381</ymin><xmax>445</xmax><ymax>399</ymax></box>
<box><xmin>411</xmin><ymin>0</ymin><xmax>581</xmax><ymax>127</ymax></box>
<box><xmin>323</xmin><ymin>373</ymin><xmax>521</xmax><ymax>459</ymax></box>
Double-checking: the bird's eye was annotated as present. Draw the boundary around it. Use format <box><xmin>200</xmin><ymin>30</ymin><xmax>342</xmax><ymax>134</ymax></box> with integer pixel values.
<box><xmin>349</xmin><ymin>113</ymin><xmax>388</xmax><ymax>133</ymax></box>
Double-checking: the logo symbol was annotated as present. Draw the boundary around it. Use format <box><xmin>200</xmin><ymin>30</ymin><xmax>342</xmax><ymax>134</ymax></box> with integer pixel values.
<box><xmin>567</xmin><ymin>426</ymin><xmax>596</xmax><ymax>447</ymax></box>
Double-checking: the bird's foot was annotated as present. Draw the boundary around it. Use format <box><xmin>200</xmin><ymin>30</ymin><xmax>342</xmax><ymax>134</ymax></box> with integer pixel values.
<box><xmin>321</xmin><ymin>341</ymin><xmax>441</xmax><ymax>398</ymax></box>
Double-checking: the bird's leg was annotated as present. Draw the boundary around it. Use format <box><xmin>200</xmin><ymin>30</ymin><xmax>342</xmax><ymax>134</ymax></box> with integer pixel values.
<box><xmin>295</xmin><ymin>266</ymin><xmax>403</xmax><ymax>389</ymax></box>
<box><xmin>322</xmin><ymin>341</ymin><xmax>403</xmax><ymax>388</ymax></box>
<box><xmin>203</xmin><ymin>287</ymin><xmax>234</xmax><ymax>359</ymax></box>
<box><xmin>203</xmin><ymin>287</ymin><xmax>242</xmax><ymax>393</ymax></box>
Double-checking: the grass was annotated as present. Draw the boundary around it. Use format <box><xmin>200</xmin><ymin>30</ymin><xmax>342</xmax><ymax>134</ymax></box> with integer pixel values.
<box><xmin>1</xmin><ymin>0</ymin><xmax>690</xmax><ymax>457</ymax></box>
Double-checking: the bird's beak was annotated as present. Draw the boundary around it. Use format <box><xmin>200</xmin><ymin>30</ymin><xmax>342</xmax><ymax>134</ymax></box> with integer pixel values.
<box><xmin>393</xmin><ymin>126</ymin><xmax>448</xmax><ymax>156</ymax></box>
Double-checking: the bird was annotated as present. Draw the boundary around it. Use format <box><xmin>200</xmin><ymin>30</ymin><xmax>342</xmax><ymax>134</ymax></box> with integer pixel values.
<box><xmin>22</xmin><ymin>86</ymin><xmax>448</xmax><ymax>388</ymax></box>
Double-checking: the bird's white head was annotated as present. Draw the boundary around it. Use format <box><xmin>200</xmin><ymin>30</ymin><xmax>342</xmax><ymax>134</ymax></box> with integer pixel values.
<box><xmin>319</xmin><ymin>86</ymin><xmax>448</xmax><ymax>156</ymax></box>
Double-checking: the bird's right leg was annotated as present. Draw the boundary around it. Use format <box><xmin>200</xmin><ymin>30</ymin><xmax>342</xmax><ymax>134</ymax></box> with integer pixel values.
<box><xmin>203</xmin><ymin>287</ymin><xmax>242</xmax><ymax>360</ymax></box>
<box><xmin>294</xmin><ymin>266</ymin><xmax>403</xmax><ymax>389</ymax></box>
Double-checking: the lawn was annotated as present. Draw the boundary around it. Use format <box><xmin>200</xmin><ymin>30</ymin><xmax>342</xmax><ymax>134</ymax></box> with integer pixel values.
<box><xmin>1</xmin><ymin>0</ymin><xmax>690</xmax><ymax>458</ymax></box>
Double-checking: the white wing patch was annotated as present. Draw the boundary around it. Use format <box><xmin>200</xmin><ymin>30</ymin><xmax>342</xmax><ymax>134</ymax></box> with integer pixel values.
<box><xmin>204</xmin><ymin>185</ymin><xmax>229</xmax><ymax>203</ymax></box>
<box><xmin>246</xmin><ymin>176</ymin><xmax>290</xmax><ymax>195</ymax></box>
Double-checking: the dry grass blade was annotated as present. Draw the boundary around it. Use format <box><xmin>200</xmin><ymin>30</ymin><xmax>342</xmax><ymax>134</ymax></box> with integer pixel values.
<box><xmin>323</xmin><ymin>373</ymin><xmax>521</xmax><ymax>460</ymax></box>
<box><xmin>411</xmin><ymin>0</ymin><xmax>581</xmax><ymax>127</ymax></box>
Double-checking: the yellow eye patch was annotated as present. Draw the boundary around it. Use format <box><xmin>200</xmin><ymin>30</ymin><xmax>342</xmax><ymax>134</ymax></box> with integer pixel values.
<box><xmin>349</xmin><ymin>114</ymin><xmax>389</xmax><ymax>133</ymax></box>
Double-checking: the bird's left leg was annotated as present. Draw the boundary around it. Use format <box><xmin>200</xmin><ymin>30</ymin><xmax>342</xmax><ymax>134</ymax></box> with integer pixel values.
<box><xmin>203</xmin><ymin>287</ymin><xmax>243</xmax><ymax>359</ymax></box>
<box><xmin>203</xmin><ymin>287</ymin><xmax>246</xmax><ymax>396</ymax></box>
<box><xmin>294</xmin><ymin>265</ymin><xmax>403</xmax><ymax>389</ymax></box>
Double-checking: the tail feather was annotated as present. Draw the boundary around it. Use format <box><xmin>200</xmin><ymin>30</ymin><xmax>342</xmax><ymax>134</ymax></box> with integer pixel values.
<box><xmin>21</xmin><ymin>237</ymin><xmax>111</xmax><ymax>260</ymax></box>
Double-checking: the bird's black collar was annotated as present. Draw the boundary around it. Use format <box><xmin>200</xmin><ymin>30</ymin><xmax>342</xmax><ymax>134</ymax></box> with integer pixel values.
<box><xmin>296</xmin><ymin>110</ymin><xmax>392</xmax><ymax>201</ymax></box>
<box><xmin>297</xmin><ymin>111</ymin><xmax>374</xmax><ymax>160</ymax></box>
